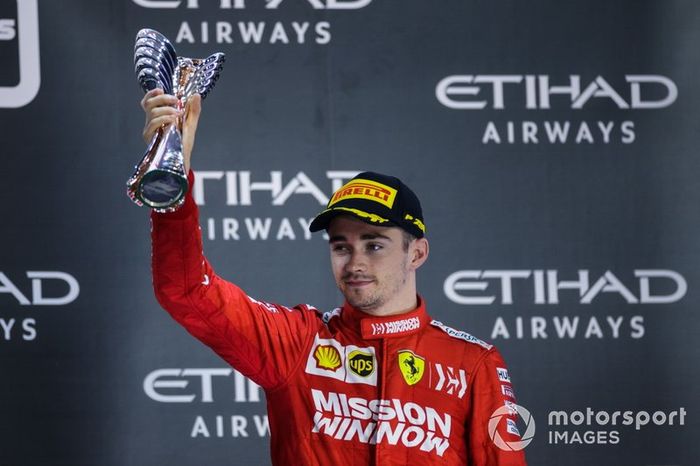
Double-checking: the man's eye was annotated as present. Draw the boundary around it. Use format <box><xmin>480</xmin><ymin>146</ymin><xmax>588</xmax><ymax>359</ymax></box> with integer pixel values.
<box><xmin>367</xmin><ymin>243</ymin><xmax>383</xmax><ymax>252</ymax></box>
<box><xmin>332</xmin><ymin>245</ymin><xmax>349</xmax><ymax>253</ymax></box>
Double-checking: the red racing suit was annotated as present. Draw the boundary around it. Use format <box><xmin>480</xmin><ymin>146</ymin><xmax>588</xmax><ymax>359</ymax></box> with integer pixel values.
<box><xmin>151</xmin><ymin>176</ymin><xmax>528</xmax><ymax>466</ymax></box>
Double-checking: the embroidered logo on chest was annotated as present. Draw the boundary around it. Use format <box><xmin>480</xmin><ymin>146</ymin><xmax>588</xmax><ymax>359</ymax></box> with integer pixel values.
<box><xmin>397</xmin><ymin>350</ymin><xmax>425</xmax><ymax>385</ymax></box>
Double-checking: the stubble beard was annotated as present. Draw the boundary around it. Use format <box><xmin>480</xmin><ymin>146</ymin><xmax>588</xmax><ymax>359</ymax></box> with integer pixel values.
<box><xmin>345</xmin><ymin>287</ymin><xmax>383</xmax><ymax>312</ymax></box>
<box><xmin>341</xmin><ymin>258</ymin><xmax>409</xmax><ymax>313</ymax></box>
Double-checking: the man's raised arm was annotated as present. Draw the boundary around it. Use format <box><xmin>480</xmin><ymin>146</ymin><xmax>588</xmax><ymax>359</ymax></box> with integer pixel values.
<box><xmin>143</xmin><ymin>91</ymin><xmax>316</xmax><ymax>391</ymax></box>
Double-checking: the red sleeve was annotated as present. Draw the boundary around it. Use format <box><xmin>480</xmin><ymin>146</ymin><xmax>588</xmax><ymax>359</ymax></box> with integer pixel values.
<box><xmin>467</xmin><ymin>348</ymin><xmax>528</xmax><ymax>466</ymax></box>
<box><xmin>150</xmin><ymin>171</ymin><xmax>316</xmax><ymax>390</ymax></box>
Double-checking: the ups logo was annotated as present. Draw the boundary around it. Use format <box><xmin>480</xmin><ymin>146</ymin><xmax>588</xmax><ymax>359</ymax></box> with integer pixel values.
<box><xmin>348</xmin><ymin>350</ymin><xmax>375</xmax><ymax>377</ymax></box>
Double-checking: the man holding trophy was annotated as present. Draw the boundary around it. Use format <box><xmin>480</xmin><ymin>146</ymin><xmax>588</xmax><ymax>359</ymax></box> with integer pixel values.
<box><xmin>136</xmin><ymin>29</ymin><xmax>527</xmax><ymax>466</ymax></box>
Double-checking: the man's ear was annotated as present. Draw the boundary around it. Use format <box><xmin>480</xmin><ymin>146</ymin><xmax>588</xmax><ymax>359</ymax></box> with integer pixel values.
<box><xmin>409</xmin><ymin>238</ymin><xmax>429</xmax><ymax>270</ymax></box>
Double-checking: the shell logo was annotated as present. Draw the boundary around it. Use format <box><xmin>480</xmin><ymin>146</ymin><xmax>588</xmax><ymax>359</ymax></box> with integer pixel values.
<box><xmin>313</xmin><ymin>345</ymin><xmax>342</xmax><ymax>371</ymax></box>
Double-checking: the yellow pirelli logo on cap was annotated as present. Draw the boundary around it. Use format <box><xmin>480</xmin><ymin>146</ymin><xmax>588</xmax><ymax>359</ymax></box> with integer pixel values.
<box><xmin>328</xmin><ymin>179</ymin><xmax>397</xmax><ymax>209</ymax></box>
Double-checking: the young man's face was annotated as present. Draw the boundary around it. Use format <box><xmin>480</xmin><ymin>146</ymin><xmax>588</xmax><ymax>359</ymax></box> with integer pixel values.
<box><xmin>327</xmin><ymin>215</ymin><xmax>427</xmax><ymax>315</ymax></box>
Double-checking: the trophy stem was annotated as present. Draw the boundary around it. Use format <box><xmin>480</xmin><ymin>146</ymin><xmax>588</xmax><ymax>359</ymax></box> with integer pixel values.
<box><xmin>127</xmin><ymin>121</ymin><xmax>188</xmax><ymax>212</ymax></box>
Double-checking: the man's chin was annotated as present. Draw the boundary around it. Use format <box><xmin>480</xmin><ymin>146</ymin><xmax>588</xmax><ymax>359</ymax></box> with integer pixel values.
<box><xmin>344</xmin><ymin>292</ymin><xmax>382</xmax><ymax>312</ymax></box>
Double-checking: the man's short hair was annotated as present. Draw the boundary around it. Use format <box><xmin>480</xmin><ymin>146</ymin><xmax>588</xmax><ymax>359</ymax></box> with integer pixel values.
<box><xmin>401</xmin><ymin>230</ymin><xmax>417</xmax><ymax>252</ymax></box>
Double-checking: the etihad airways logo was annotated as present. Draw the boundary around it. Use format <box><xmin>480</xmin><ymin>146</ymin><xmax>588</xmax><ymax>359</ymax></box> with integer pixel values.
<box><xmin>436</xmin><ymin>74</ymin><xmax>677</xmax><ymax>145</ymax></box>
<box><xmin>444</xmin><ymin>270</ymin><xmax>688</xmax><ymax>339</ymax></box>
<box><xmin>193</xmin><ymin>170</ymin><xmax>358</xmax><ymax>206</ymax></box>
<box><xmin>0</xmin><ymin>271</ymin><xmax>79</xmax><ymax>306</ymax></box>
<box><xmin>144</xmin><ymin>368</ymin><xmax>262</xmax><ymax>403</ymax></box>
<box><xmin>311</xmin><ymin>389</ymin><xmax>452</xmax><ymax>457</ymax></box>
<box><xmin>444</xmin><ymin>269</ymin><xmax>687</xmax><ymax>305</ymax></box>
<box><xmin>132</xmin><ymin>0</ymin><xmax>373</xmax><ymax>9</ymax></box>
<box><xmin>0</xmin><ymin>270</ymin><xmax>79</xmax><ymax>342</ymax></box>
<box><xmin>144</xmin><ymin>368</ymin><xmax>267</xmax><ymax>439</ymax></box>
<box><xmin>194</xmin><ymin>170</ymin><xmax>360</xmax><ymax>241</ymax></box>
<box><xmin>436</xmin><ymin>75</ymin><xmax>677</xmax><ymax>110</ymax></box>
<box><xmin>131</xmin><ymin>0</ymin><xmax>373</xmax><ymax>45</ymax></box>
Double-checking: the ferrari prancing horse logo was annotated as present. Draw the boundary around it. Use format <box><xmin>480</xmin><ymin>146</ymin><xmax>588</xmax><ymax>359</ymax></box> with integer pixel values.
<box><xmin>397</xmin><ymin>350</ymin><xmax>425</xmax><ymax>385</ymax></box>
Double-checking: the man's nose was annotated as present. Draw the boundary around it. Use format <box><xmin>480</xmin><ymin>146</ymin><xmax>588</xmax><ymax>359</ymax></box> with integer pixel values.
<box><xmin>345</xmin><ymin>251</ymin><xmax>367</xmax><ymax>272</ymax></box>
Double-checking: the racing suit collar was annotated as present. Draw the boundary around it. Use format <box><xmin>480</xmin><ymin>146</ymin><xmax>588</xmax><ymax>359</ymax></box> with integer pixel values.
<box><xmin>341</xmin><ymin>296</ymin><xmax>431</xmax><ymax>339</ymax></box>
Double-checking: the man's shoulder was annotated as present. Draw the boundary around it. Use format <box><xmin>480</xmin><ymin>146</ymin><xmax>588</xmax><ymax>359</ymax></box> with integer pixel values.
<box><xmin>300</xmin><ymin>304</ymin><xmax>341</xmax><ymax>325</ymax></box>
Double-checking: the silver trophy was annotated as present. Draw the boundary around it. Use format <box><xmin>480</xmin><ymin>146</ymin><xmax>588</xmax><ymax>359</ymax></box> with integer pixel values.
<box><xmin>127</xmin><ymin>28</ymin><xmax>225</xmax><ymax>212</ymax></box>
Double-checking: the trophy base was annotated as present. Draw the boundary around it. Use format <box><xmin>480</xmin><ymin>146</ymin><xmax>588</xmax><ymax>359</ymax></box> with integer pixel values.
<box><xmin>137</xmin><ymin>169</ymin><xmax>188</xmax><ymax>211</ymax></box>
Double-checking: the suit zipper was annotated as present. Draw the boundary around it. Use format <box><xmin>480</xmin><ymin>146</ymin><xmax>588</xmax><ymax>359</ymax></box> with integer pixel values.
<box><xmin>374</xmin><ymin>338</ymin><xmax>388</xmax><ymax>466</ymax></box>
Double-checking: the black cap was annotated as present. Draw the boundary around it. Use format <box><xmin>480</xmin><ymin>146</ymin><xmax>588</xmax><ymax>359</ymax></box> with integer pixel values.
<box><xmin>309</xmin><ymin>171</ymin><xmax>426</xmax><ymax>238</ymax></box>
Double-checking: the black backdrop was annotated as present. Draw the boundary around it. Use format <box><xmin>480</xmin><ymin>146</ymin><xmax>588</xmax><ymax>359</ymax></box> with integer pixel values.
<box><xmin>1</xmin><ymin>1</ymin><xmax>698</xmax><ymax>465</ymax></box>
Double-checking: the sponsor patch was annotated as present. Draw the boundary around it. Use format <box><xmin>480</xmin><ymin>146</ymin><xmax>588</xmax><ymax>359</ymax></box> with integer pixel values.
<box><xmin>320</xmin><ymin>307</ymin><xmax>342</xmax><ymax>324</ymax></box>
<box><xmin>504</xmin><ymin>400</ymin><xmax>519</xmax><ymax>416</ymax></box>
<box><xmin>311</xmin><ymin>389</ymin><xmax>452</xmax><ymax>457</ymax></box>
<box><xmin>305</xmin><ymin>334</ymin><xmax>377</xmax><ymax>386</ymax></box>
<box><xmin>348</xmin><ymin>350</ymin><xmax>375</xmax><ymax>377</ymax></box>
<box><xmin>506</xmin><ymin>418</ymin><xmax>521</xmax><ymax>437</ymax></box>
<box><xmin>496</xmin><ymin>367</ymin><xmax>511</xmax><ymax>383</ymax></box>
<box><xmin>430</xmin><ymin>320</ymin><xmax>493</xmax><ymax>350</ymax></box>
<box><xmin>397</xmin><ymin>350</ymin><xmax>425</xmax><ymax>386</ymax></box>
<box><xmin>314</xmin><ymin>345</ymin><xmax>342</xmax><ymax>371</ymax></box>
<box><xmin>431</xmin><ymin>363</ymin><xmax>468</xmax><ymax>399</ymax></box>
<box><xmin>501</xmin><ymin>384</ymin><xmax>515</xmax><ymax>399</ymax></box>
<box><xmin>328</xmin><ymin>178</ymin><xmax>397</xmax><ymax>209</ymax></box>
<box><xmin>363</xmin><ymin>316</ymin><xmax>421</xmax><ymax>338</ymax></box>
